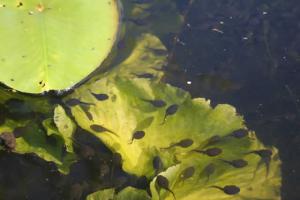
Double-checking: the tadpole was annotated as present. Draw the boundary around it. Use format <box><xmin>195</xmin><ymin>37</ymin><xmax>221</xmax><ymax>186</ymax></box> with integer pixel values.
<box><xmin>90</xmin><ymin>124</ymin><xmax>118</xmax><ymax>137</ymax></box>
<box><xmin>129</xmin><ymin>130</ymin><xmax>145</xmax><ymax>144</ymax></box>
<box><xmin>90</xmin><ymin>91</ymin><xmax>109</xmax><ymax>101</ymax></box>
<box><xmin>211</xmin><ymin>185</ymin><xmax>240</xmax><ymax>195</ymax></box>
<box><xmin>193</xmin><ymin>148</ymin><xmax>222</xmax><ymax>157</ymax></box>
<box><xmin>141</xmin><ymin>99</ymin><xmax>167</xmax><ymax>108</ymax></box>
<box><xmin>80</xmin><ymin>105</ymin><xmax>93</xmax><ymax>121</ymax></box>
<box><xmin>220</xmin><ymin>159</ymin><xmax>248</xmax><ymax>168</ymax></box>
<box><xmin>65</xmin><ymin>98</ymin><xmax>94</xmax><ymax>107</ymax></box>
<box><xmin>202</xmin><ymin>135</ymin><xmax>222</xmax><ymax>148</ymax></box>
<box><xmin>201</xmin><ymin>163</ymin><xmax>215</xmax><ymax>183</ymax></box>
<box><xmin>180</xmin><ymin>166</ymin><xmax>195</xmax><ymax>181</ymax></box>
<box><xmin>162</xmin><ymin>139</ymin><xmax>194</xmax><ymax>149</ymax></box>
<box><xmin>156</xmin><ymin>175</ymin><xmax>176</xmax><ymax>200</ymax></box>
<box><xmin>133</xmin><ymin>73</ymin><xmax>155</xmax><ymax>79</ymax></box>
<box><xmin>153</xmin><ymin>156</ymin><xmax>164</xmax><ymax>175</ymax></box>
<box><xmin>161</xmin><ymin>104</ymin><xmax>179</xmax><ymax>124</ymax></box>
<box><xmin>228</xmin><ymin>129</ymin><xmax>248</xmax><ymax>139</ymax></box>
<box><xmin>247</xmin><ymin>149</ymin><xmax>272</xmax><ymax>177</ymax></box>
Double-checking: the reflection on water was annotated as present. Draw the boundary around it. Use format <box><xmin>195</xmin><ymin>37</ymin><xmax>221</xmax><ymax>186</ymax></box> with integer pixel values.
<box><xmin>0</xmin><ymin>0</ymin><xmax>298</xmax><ymax>200</ymax></box>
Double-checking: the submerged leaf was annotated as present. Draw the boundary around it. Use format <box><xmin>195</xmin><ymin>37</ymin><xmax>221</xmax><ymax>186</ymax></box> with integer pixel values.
<box><xmin>150</xmin><ymin>143</ymin><xmax>281</xmax><ymax>200</ymax></box>
<box><xmin>86</xmin><ymin>187</ymin><xmax>151</xmax><ymax>200</ymax></box>
<box><xmin>0</xmin><ymin>107</ymin><xmax>76</xmax><ymax>174</ymax></box>
<box><xmin>65</xmin><ymin>1</ymin><xmax>281</xmax><ymax>199</ymax></box>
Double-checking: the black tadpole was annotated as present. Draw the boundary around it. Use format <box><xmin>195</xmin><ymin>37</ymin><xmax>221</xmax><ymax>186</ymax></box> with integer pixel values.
<box><xmin>129</xmin><ymin>130</ymin><xmax>145</xmax><ymax>144</ymax></box>
<box><xmin>153</xmin><ymin>156</ymin><xmax>164</xmax><ymax>174</ymax></box>
<box><xmin>220</xmin><ymin>159</ymin><xmax>248</xmax><ymax>168</ymax></box>
<box><xmin>133</xmin><ymin>73</ymin><xmax>155</xmax><ymax>79</ymax></box>
<box><xmin>162</xmin><ymin>139</ymin><xmax>194</xmax><ymax>150</ymax></box>
<box><xmin>202</xmin><ymin>163</ymin><xmax>215</xmax><ymax>183</ymax></box>
<box><xmin>202</xmin><ymin>135</ymin><xmax>222</xmax><ymax>148</ymax></box>
<box><xmin>156</xmin><ymin>175</ymin><xmax>176</xmax><ymax>200</ymax></box>
<box><xmin>141</xmin><ymin>99</ymin><xmax>167</xmax><ymax>108</ymax></box>
<box><xmin>228</xmin><ymin>129</ymin><xmax>248</xmax><ymax>138</ymax></box>
<box><xmin>161</xmin><ymin>104</ymin><xmax>179</xmax><ymax>125</ymax></box>
<box><xmin>247</xmin><ymin>149</ymin><xmax>272</xmax><ymax>177</ymax></box>
<box><xmin>211</xmin><ymin>185</ymin><xmax>240</xmax><ymax>195</ymax></box>
<box><xmin>193</xmin><ymin>148</ymin><xmax>222</xmax><ymax>157</ymax></box>
<box><xmin>80</xmin><ymin>105</ymin><xmax>93</xmax><ymax>121</ymax></box>
<box><xmin>89</xmin><ymin>91</ymin><xmax>109</xmax><ymax>101</ymax></box>
<box><xmin>90</xmin><ymin>124</ymin><xmax>118</xmax><ymax>137</ymax></box>
<box><xmin>180</xmin><ymin>166</ymin><xmax>195</xmax><ymax>181</ymax></box>
<box><xmin>65</xmin><ymin>98</ymin><xmax>94</xmax><ymax>107</ymax></box>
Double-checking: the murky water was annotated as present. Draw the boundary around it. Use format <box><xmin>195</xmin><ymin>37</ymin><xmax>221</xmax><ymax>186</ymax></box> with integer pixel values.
<box><xmin>0</xmin><ymin>0</ymin><xmax>299</xmax><ymax>200</ymax></box>
<box><xmin>167</xmin><ymin>1</ymin><xmax>299</xmax><ymax>200</ymax></box>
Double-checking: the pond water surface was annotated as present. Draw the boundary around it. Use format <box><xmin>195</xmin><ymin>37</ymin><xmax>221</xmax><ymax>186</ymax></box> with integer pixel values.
<box><xmin>0</xmin><ymin>1</ymin><xmax>299</xmax><ymax>200</ymax></box>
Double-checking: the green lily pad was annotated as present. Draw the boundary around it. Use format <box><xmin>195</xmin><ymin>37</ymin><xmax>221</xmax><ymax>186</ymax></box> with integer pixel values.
<box><xmin>0</xmin><ymin>0</ymin><xmax>120</xmax><ymax>93</ymax></box>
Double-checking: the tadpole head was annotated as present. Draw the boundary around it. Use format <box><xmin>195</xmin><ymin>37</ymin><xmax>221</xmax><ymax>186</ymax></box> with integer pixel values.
<box><xmin>156</xmin><ymin>175</ymin><xmax>169</xmax><ymax>189</ymax></box>
<box><xmin>177</xmin><ymin>139</ymin><xmax>194</xmax><ymax>148</ymax></box>
<box><xmin>223</xmin><ymin>185</ymin><xmax>240</xmax><ymax>195</ymax></box>
<box><xmin>180</xmin><ymin>166</ymin><xmax>195</xmax><ymax>180</ymax></box>
<box><xmin>230</xmin><ymin>129</ymin><xmax>248</xmax><ymax>138</ymax></box>
<box><xmin>204</xmin><ymin>148</ymin><xmax>223</xmax><ymax>157</ymax></box>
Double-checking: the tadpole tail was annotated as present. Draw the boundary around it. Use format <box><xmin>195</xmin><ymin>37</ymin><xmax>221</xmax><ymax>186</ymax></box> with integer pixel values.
<box><xmin>106</xmin><ymin>129</ymin><xmax>119</xmax><ymax>137</ymax></box>
<box><xmin>166</xmin><ymin>188</ymin><xmax>176</xmax><ymax>200</ymax></box>
<box><xmin>80</xmin><ymin>102</ymin><xmax>95</xmax><ymax>106</ymax></box>
<box><xmin>210</xmin><ymin>185</ymin><xmax>223</xmax><ymax>191</ymax></box>
<box><xmin>205</xmin><ymin>174</ymin><xmax>210</xmax><ymax>184</ymax></box>
<box><xmin>191</xmin><ymin>149</ymin><xmax>203</xmax><ymax>154</ymax></box>
<box><xmin>128</xmin><ymin>138</ymin><xmax>134</xmax><ymax>144</ymax></box>
<box><xmin>160</xmin><ymin>144</ymin><xmax>175</xmax><ymax>150</ymax></box>
<box><xmin>219</xmin><ymin>159</ymin><xmax>231</xmax><ymax>165</ymax></box>
<box><xmin>160</xmin><ymin>114</ymin><xmax>167</xmax><ymax>125</ymax></box>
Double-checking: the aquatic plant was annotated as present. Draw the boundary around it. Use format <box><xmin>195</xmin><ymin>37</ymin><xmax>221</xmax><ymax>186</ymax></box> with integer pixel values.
<box><xmin>0</xmin><ymin>0</ymin><xmax>120</xmax><ymax>93</ymax></box>
<box><xmin>0</xmin><ymin>0</ymin><xmax>281</xmax><ymax>199</ymax></box>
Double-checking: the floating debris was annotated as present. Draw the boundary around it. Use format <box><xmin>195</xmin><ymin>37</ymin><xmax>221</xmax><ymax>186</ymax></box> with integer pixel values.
<box><xmin>0</xmin><ymin>132</ymin><xmax>16</xmax><ymax>150</ymax></box>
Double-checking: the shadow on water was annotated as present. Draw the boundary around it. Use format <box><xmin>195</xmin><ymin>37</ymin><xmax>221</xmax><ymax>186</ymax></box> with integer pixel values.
<box><xmin>0</xmin><ymin>0</ymin><xmax>299</xmax><ymax>199</ymax></box>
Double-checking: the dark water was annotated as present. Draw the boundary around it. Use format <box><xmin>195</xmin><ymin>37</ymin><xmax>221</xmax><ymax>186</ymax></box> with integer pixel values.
<box><xmin>166</xmin><ymin>1</ymin><xmax>300</xmax><ymax>200</ymax></box>
<box><xmin>0</xmin><ymin>0</ymin><xmax>299</xmax><ymax>200</ymax></box>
